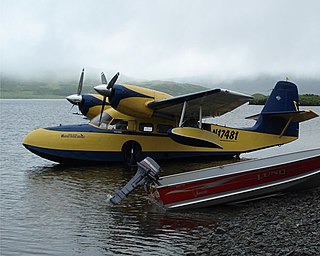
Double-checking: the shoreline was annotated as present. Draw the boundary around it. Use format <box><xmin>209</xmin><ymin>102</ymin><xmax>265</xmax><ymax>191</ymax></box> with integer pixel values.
<box><xmin>188</xmin><ymin>187</ymin><xmax>320</xmax><ymax>255</ymax></box>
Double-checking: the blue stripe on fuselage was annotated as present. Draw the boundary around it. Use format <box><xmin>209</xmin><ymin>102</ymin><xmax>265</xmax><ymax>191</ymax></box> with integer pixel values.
<box><xmin>23</xmin><ymin>145</ymin><xmax>123</xmax><ymax>163</ymax></box>
<box><xmin>46</xmin><ymin>124</ymin><xmax>103</xmax><ymax>132</ymax></box>
<box><xmin>23</xmin><ymin>144</ymin><xmax>237</xmax><ymax>164</ymax></box>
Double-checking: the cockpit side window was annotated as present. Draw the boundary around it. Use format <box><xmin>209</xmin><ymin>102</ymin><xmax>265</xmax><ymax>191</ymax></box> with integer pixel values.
<box><xmin>108</xmin><ymin>119</ymin><xmax>128</xmax><ymax>130</ymax></box>
<box><xmin>90</xmin><ymin>112</ymin><xmax>112</xmax><ymax>128</ymax></box>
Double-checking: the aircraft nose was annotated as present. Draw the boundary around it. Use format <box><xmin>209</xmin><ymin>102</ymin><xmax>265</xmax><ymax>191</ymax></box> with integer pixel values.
<box><xmin>23</xmin><ymin>128</ymin><xmax>43</xmax><ymax>148</ymax></box>
<box><xmin>66</xmin><ymin>94</ymin><xmax>82</xmax><ymax>105</ymax></box>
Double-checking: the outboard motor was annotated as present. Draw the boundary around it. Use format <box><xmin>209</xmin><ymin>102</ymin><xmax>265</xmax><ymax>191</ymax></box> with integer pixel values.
<box><xmin>108</xmin><ymin>157</ymin><xmax>161</xmax><ymax>205</ymax></box>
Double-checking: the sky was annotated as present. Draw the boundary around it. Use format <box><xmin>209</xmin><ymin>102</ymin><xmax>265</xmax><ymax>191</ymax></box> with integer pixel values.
<box><xmin>1</xmin><ymin>0</ymin><xmax>320</xmax><ymax>81</ymax></box>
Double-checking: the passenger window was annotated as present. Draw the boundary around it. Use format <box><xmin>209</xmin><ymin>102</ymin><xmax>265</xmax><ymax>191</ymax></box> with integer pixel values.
<box><xmin>157</xmin><ymin>124</ymin><xmax>173</xmax><ymax>133</ymax></box>
<box><xmin>139</xmin><ymin>123</ymin><xmax>153</xmax><ymax>132</ymax></box>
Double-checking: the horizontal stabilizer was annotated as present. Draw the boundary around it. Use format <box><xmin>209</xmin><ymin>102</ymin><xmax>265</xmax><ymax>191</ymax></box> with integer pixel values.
<box><xmin>246</xmin><ymin>110</ymin><xmax>319</xmax><ymax>123</ymax></box>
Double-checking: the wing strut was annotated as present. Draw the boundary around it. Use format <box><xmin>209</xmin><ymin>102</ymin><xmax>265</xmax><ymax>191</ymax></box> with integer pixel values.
<box><xmin>279</xmin><ymin>116</ymin><xmax>293</xmax><ymax>138</ymax></box>
<box><xmin>179</xmin><ymin>101</ymin><xmax>187</xmax><ymax>127</ymax></box>
<box><xmin>199</xmin><ymin>105</ymin><xmax>202</xmax><ymax>129</ymax></box>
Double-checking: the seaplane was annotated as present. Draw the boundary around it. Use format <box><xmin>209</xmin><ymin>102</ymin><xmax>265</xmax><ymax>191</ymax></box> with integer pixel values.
<box><xmin>23</xmin><ymin>69</ymin><xmax>318</xmax><ymax>165</ymax></box>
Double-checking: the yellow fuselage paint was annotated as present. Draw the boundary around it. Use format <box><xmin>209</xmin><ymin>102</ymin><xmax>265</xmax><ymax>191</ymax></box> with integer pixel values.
<box><xmin>83</xmin><ymin>94</ymin><xmax>109</xmax><ymax>120</ymax></box>
<box><xmin>114</xmin><ymin>84</ymin><xmax>172</xmax><ymax>118</ymax></box>
<box><xmin>209</xmin><ymin>124</ymin><xmax>296</xmax><ymax>152</ymax></box>
<box><xmin>86</xmin><ymin>105</ymin><xmax>106</xmax><ymax>120</ymax></box>
<box><xmin>23</xmin><ymin>122</ymin><xmax>296</xmax><ymax>154</ymax></box>
<box><xmin>123</xmin><ymin>84</ymin><xmax>172</xmax><ymax>101</ymax></box>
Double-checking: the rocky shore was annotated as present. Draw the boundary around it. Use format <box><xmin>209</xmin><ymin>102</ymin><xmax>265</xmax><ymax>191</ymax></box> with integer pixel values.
<box><xmin>189</xmin><ymin>187</ymin><xmax>320</xmax><ymax>256</ymax></box>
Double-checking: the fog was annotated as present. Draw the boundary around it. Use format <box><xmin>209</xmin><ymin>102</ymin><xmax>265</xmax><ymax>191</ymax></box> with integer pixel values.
<box><xmin>1</xmin><ymin>0</ymin><xmax>320</xmax><ymax>82</ymax></box>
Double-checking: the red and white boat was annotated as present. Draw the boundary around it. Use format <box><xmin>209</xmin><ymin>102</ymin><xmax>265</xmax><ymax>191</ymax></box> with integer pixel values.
<box><xmin>155</xmin><ymin>149</ymin><xmax>320</xmax><ymax>210</ymax></box>
<box><xmin>108</xmin><ymin>149</ymin><xmax>320</xmax><ymax>210</ymax></box>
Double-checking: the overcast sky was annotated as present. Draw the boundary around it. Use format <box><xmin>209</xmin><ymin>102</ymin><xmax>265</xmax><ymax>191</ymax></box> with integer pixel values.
<box><xmin>1</xmin><ymin>0</ymin><xmax>320</xmax><ymax>81</ymax></box>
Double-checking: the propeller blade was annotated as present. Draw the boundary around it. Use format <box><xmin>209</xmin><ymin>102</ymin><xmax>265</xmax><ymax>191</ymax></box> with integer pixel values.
<box><xmin>101</xmin><ymin>72</ymin><xmax>108</xmax><ymax>84</ymax></box>
<box><xmin>107</xmin><ymin>72</ymin><xmax>119</xmax><ymax>89</ymax></box>
<box><xmin>69</xmin><ymin>104</ymin><xmax>75</xmax><ymax>112</ymax></box>
<box><xmin>77</xmin><ymin>68</ymin><xmax>85</xmax><ymax>95</ymax></box>
<box><xmin>99</xmin><ymin>96</ymin><xmax>107</xmax><ymax>125</ymax></box>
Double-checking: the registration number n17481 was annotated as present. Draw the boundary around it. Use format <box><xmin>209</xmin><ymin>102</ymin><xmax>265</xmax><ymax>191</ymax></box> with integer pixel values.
<box><xmin>212</xmin><ymin>129</ymin><xmax>239</xmax><ymax>140</ymax></box>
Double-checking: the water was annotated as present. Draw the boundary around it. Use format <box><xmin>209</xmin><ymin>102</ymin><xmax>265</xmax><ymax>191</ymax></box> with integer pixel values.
<box><xmin>1</xmin><ymin>100</ymin><xmax>319</xmax><ymax>255</ymax></box>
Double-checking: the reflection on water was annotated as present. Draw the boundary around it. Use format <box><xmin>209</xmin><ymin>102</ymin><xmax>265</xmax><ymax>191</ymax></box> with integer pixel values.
<box><xmin>1</xmin><ymin>100</ymin><xmax>319</xmax><ymax>255</ymax></box>
<box><xmin>21</xmin><ymin>163</ymin><xmax>223</xmax><ymax>255</ymax></box>
<box><xmin>5</xmin><ymin>159</ymin><xmax>243</xmax><ymax>255</ymax></box>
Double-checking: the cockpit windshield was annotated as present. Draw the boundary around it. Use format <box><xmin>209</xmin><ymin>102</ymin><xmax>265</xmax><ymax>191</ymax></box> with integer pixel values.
<box><xmin>90</xmin><ymin>112</ymin><xmax>112</xmax><ymax>128</ymax></box>
<box><xmin>90</xmin><ymin>113</ymin><xmax>128</xmax><ymax>130</ymax></box>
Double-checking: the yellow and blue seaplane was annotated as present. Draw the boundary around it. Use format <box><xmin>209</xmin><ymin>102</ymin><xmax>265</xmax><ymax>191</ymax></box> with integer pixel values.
<box><xmin>23</xmin><ymin>70</ymin><xmax>318</xmax><ymax>165</ymax></box>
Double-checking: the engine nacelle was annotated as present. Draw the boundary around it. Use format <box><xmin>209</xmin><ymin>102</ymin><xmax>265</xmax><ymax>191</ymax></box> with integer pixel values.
<box><xmin>109</xmin><ymin>84</ymin><xmax>172</xmax><ymax>118</ymax></box>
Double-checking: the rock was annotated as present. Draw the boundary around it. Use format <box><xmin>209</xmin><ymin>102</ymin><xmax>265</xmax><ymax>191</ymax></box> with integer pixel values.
<box><xmin>215</xmin><ymin>227</ymin><xmax>226</xmax><ymax>234</ymax></box>
<box><xmin>187</xmin><ymin>187</ymin><xmax>320</xmax><ymax>256</ymax></box>
<box><xmin>254</xmin><ymin>230</ymin><xmax>264</xmax><ymax>235</ymax></box>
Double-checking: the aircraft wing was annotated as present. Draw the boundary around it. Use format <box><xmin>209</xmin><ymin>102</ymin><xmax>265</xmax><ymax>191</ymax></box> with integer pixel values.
<box><xmin>148</xmin><ymin>89</ymin><xmax>252</xmax><ymax>119</ymax></box>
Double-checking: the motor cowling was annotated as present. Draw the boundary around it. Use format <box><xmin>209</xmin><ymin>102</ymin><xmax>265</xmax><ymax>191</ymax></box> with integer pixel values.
<box><xmin>108</xmin><ymin>157</ymin><xmax>161</xmax><ymax>205</ymax></box>
<box><xmin>109</xmin><ymin>84</ymin><xmax>171</xmax><ymax>118</ymax></box>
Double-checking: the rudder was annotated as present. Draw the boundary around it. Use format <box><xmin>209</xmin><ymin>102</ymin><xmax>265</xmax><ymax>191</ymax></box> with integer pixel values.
<box><xmin>251</xmin><ymin>81</ymin><xmax>299</xmax><ymax>137</ymax></box>
<box><xmin>261</xmin><ymin>81</ymin><xmax>299</xmax><ymax>113</ymax></box>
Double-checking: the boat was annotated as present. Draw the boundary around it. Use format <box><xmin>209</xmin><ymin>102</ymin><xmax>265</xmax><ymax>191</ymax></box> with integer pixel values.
<box><xmin>108</xmin><ymin>149</ymin><xmax>320</xmax><ymax>210</ymax></box>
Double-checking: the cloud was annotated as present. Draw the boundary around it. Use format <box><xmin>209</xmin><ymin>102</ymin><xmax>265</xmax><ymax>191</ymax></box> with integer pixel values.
<box><xmin>1</xmin><ymin>0</ymin><xmax>320</xmax><ymax>80</ymax></box>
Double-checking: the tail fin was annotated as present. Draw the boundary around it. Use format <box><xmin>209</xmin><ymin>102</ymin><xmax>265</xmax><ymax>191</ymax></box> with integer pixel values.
<box><xmin>261</xmin><ymin>81</ymin><xmax>299</xmax><ymax>113</ymax></box>
<box><xmin>248</xmin><ymin>81</ymin><xmax>300</xmax><ymax>137</ymax></box>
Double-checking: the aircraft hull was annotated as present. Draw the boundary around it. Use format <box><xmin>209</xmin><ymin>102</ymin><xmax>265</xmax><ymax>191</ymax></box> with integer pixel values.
<box><xmin>23</xmin><ymin>124</ymin><xmax>297</xmax><ymax>164</ymax></box>
<box><xmin>24</xmin><ymin>144</ymin><xmax>238</xmax><ymax>164</ymax></box>
<box><xmin>23</xmin><ymin>125</ymin><xmax>237</xmax><ymax>164</ymax></box>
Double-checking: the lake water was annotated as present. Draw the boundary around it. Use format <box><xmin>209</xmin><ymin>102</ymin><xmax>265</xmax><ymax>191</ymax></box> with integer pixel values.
<box><xmin>0</xmin><ymin>100</ymin><xmax>319</xmax><ymax>255</ymax></box>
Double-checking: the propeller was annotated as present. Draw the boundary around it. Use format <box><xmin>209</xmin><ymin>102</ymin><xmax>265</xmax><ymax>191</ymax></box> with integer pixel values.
<box><xmin>66</xmin><ymin>68</ymin><xmax>85</xmax><ymax>107</ymax></box>
<box><xmin>77</xmin><ymin>68</ymin><xmax>84</xmax><ymax>94</ymax></box>
<box><xmin>94</xmin><ymin>72</ymin><xmax>120</xmax><ymax>125</ymax></box>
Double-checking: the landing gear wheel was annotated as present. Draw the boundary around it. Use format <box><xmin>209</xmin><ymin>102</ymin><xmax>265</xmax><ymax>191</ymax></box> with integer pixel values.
<box><xmin>122</xmin><ymin>141</ymin><xmax>142</xmax><ymax>167</ymax></box>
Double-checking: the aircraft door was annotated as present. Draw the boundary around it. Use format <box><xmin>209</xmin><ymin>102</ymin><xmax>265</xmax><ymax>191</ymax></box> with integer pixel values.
<box><xmin>122</xmin><ymin>141</ymin><xmax>142</xmax><ymax>166</ymax></box>
<box><xmin>128</xmin><ymin>120</ymin><xmax>137</xmax><ymax>131</ymax></box>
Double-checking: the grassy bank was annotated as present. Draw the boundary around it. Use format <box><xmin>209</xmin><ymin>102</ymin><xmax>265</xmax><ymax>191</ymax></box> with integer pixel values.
<box><xmin>250</xmin><ymin>93</ymin><xmax>320</xmax><ymax>106</ymax></box>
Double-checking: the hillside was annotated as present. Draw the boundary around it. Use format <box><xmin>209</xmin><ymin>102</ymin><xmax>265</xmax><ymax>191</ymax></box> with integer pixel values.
<box><xmin>1</xmin><ymin>75</ymin><xmax>319</xmax><ymax>105</ymax></box>
<box><xmin>0</xmin><ymin>76</ymin><xmax>208</xmax><ymax>99</ymax></box>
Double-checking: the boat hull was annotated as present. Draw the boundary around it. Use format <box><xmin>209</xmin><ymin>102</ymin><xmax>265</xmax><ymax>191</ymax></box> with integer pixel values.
<box><xmin>156</xmin><ymin>149</ymin><xmax>320</xmax><ymax>209</ymax></box>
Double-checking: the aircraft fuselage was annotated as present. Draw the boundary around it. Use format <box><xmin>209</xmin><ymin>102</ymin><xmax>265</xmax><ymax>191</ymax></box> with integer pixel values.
<box><xmin>23</xmin><ymin>111</ymin><xmax>296</xmax><ymax>164</ymax></box>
